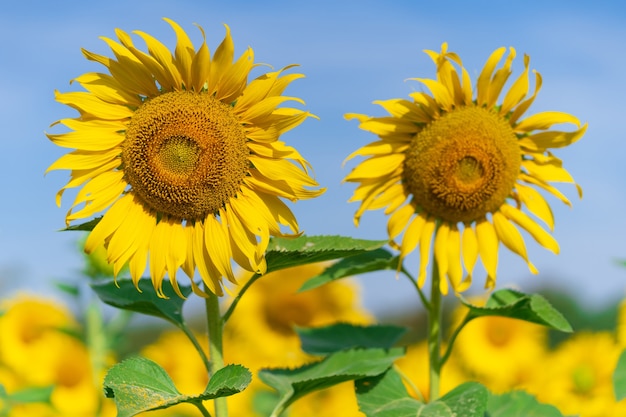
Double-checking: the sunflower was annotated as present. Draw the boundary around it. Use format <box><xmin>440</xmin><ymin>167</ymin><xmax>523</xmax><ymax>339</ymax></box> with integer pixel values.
<box><xmin>47</xmin><ymin>19</ymin><xmax>323</xmax><ymax>297</ymax></box>
<box><xmin>344</xmin><ymin>43</ymin><xmax>586</xmax><ymax>293</ymax></box>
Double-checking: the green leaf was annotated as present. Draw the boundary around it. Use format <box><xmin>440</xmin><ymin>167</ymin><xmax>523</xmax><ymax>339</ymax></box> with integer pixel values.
<box><xmin>461</xmin><ymin>289</ymin><xmax>572</xmax><ymax>332</ymax></box>
<box><xmin>298</xmin><ymin>248</ymin><xmax>397</xmax><ymax>291</ymax></box>
<box><xmin>614</xmin><ymin>350</ymin><xmax>626</xmax><ymax>400</ymax></box>
<box><xmin>1</xmin><ymin>385</ymin><xmax>54</xmax><ymax>404</ymax></box>
<box><xmin>259</xmin><ymin>347</ymin><xmax>404</xmax><ymax>414</ymax></box>
<box><xmin>91</xmin><ymin>278</ymin><xmax>191</xmax><ymax>326</ymax></box>
<box><xmin>62</xmin><ymin>217</ymin><xmax>101</xmax><ymax>232</ymax></box>
<box><xmin>104</xmin><ymin>357</ymin><xmax>250</xmax><ymax>417</ymax></box>
<box><xmin>355</xmin><ymin>370</ymin><xmax>487</xmax><ymax>417</ymax></box>
<box><xmin>355</xmin><ymin>368</ymin><xmax>423</xmax><ymax>417</ymax></box>
<box><xmin>486</xmin><ymin>390</ymin><xmax>565</xmax><ymax>416</ymax></box>
<box><xmin>436</xmin><ymin>382</ymin><xmax>488</xmax><ymax>417</ymax></box>
<box><xmin>265</xmin><ymin>235</ymin><xmax>388</xmax><ymax>274</ymax></box>
<box><xmin>297</xmin><ymin>323</ymin><xmax>407</xmax><ymax>355</ymax></box>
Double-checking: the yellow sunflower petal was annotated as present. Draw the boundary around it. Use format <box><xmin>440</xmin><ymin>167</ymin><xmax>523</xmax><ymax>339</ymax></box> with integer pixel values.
<box><xmin>399</xmin><ymin>213</ymin><xmax>428</xmax><ymax>269</ymax></box>
<box><xmin>461</xmin><ymin>224</ymin><xmax>478</xmax><ymax>287</ymax></box>
<box><xmin>476</xmin><ymin>218</ymin><xmax>499</xmax><ymax>289</ymax></box>
<box><xmin>204</xmin><ymin>215</ymin><xmax>236</xmax><ymax>284</ymax></box>
<box><xmin>208</xmin><ymin>24</ymin><xmax>235</xmax><ymax>94</ymax></box>
<box><xmin>54</xmin><ymin>91</ymin><xmax>133</xmax><ymax>120</ymax></box>
<box><xmin>84</xmin><ymin>194</ymin><xmax>133</xmax><ymax>254</ymax></box>
<box><xmin>190</xmin><ymin>25</ymin><xmax>211</xmax><ymax>91</ymax></box>
<box><xmin>476</xmin><ymin>47</ymin><xmax>506</xmax><ymax>106</ymax></box>
<box><xmin>501</xmin><ymin>54</ymin><xmax>530</xmax><ymax>115</ymax></box>
<box><xmin>515</xmin><ymin>183</ymin><xmax>555</xmax><ymax>230</ymax></box>
<box><xmin>492</xmin><ymin>211</ymin><xmax>538</xmax><ymax>274</ymax></box>
<box><xmin>519</xmin><ymin>124</ymin><xmax>588</xmax><ymax>152</ymax></box>
<box><xmin>417</xmin><ymin>218</ymin><xmax>436</xmax><ymax>287</ymax></box>
<box><xmin>500</xmin><ymin>204</ymin><xmax>559</xmax><ymax>254</ymax></box>
<box><xmin>446</xmin><ymin>225</ymin><xmax>465</xmax><ymax>292</ymax></box>
<box><xmin>387</xmin><ymin>203</ymin><xmax>416</xmax><ymax>241</ymax></box>
<box><xmin>434</xmin><ymin>223</ymin><xmax>450</xmax><ymax>295</ymax></box>
<box><xmin>164</xmin><ymin>18</ymin><xmax>195</xmax><ymax>87</ymax></box>
<box><xmin>509</xmin><ymin>70</ymin><xmax>542</xmax><ymax>125</ymax></box>
<box><xmin>515</xmin><ymin>111</ymin><xmax>581</xmax><ymax>133</ymax></box>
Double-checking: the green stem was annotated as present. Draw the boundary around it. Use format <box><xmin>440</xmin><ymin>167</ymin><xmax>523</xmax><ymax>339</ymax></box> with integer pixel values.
<box><xmin>193</xmin><ymin>401</ymin><xmax>213</xmax><ymax>417</ymax></box>
<box><xmin>400</xmin><ymin>265</ymin><xmax>430</xmax><ymax>310</ymax></box>
<box><xmin>222</xmin><ymin>273</ymin><xmax>261</xmax><ymax>323</ymax></box>
<box><xmin>427</xmin><ymin>257</ymin><xmax>442</xmax><ymax>402</ymax></box>
<box><xmin>439</xmin><ymin>315</ymin><xmax>472</xmax><ymax>368</ymax></box>
<box><xmin>179</xmin><ymin>323</ymin><xmax>212</xmax><ymax>374</ymax></box>
<box><xmin>393</xmin><ymin>364</ymin><xmax>425</xmax><ymax>402</ymax></box>
<box><xmin>205</xmin><ymin>290</ymin><xmax>227</xmax><ymax>417</ymax></box>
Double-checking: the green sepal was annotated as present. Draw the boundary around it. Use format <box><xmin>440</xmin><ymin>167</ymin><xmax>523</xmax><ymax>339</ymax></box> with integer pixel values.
<box><xmin>62</xmin><ymin>216</ymin><xmax>102</xmax><ymax>232</ymax></box>
<box><xmin>265</xmin><ymin>235</ymin><xmax>388</xmax><ymax>274</ymax></box>
<box><xmin>298</xmin><ymin>248</ymin><xmax>397</xmax><ymax>292</ymax></box>
<box><xmin>297</xmin><ymin>323</ymin><xmax>406</xmax><ymax>355</ymax></box>
<box><xmin>460</xmin><ymin>289</ymin><xmax>572</xmax><ymax>332</ymax></box>
<box><xmin>91</xmin><ymin>278</ymin><xmax>191</xmax><ymax>326</ymax></box>
<box><xmin>104</xmin><ymin>357</ymin><xmax>250</xmax><ymax>417</ymax></box>
<box><xmin>259</xmin><ymin>347</ymin><xmax>404</xmax><ymax>415</ymax></box>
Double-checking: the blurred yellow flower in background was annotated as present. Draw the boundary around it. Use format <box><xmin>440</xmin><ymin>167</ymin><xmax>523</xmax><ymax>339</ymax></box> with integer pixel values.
<box><xmin>47</xmin><ymin>18</ymin><xmax>323</xmax><ymax>298</ymax></box>
<box><xmin>450</xmin><ymin>301</ymin><xmax>548</xmax><ymax>392</ymax></box>
<box><xmin>344</xmin><ymin>43</ymin><xmax>586</xmax><ymax>293</ymax></box>
<box><xmin>0</xmin><ymin>295</ymin><xmax>115</xmax><ymax>417</ymax></box>
<box><xmin>525</xmin><ymin>332</ymin><xmax>624</xmax><ymax>417</ymax></box>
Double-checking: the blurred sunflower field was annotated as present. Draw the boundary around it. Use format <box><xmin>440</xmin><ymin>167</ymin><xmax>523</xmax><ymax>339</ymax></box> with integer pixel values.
<box><xmin>2</xmin><ymin>246</ymin><xmax>626</xmax><ymax>416</ymax></box>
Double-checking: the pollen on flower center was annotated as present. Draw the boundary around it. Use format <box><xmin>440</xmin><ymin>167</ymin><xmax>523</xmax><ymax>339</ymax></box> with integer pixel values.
<box><xmin>403</xmin><ymin>106</ymin><xmax>521</xmax><ymax>223</ymax></box>
<box><xmin>123</xmin><ymin>91</ymin><xmax>249</xmax><ymax>220</ymax></box>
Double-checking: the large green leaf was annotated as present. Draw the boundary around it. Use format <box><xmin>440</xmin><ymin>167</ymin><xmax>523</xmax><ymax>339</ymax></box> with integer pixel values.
<box><xmin>91</xmin><ymin>278</ymin><xmax>191</xmax><ymax>327</ymax></box>
<box><xmin>104</xmin><ymin>357</ymin><xmax>250</xmax><ymax>417</ymax></box>
<box><xmin>299</xmin><ymin>248</ymin><xmax>397</xmax><ymax>292</ymax></box>
<box><xmin>461</xmin><ymin>289</ymin><xmax>572</xmax><ymax>332</ymax></box>
<box><xmin>264</xmin><ymin>235</ymin><xmax>388</xmax><ymax>274</ymax></box>
<box><xmin>355</xmin><ymin>369</ymin><xmax>488</xmax><ymax>417</ymax></box>
<box><xmin>259</xmin><ymin>347</ymin><xmax>404</xmax><ymax>415</ymax></box>
<box><xmin>614</xmin><ymin>350</ymin><xmax>626</xmax><ymax>400</ymax></box>
<box><xmin>297</xmin><ymin>323</ymin><xmax>406</xmax><ymax>355</ymax></box>
<box><xmin>485</xmin><ymin>390</ymin><xmax>565</xmax><ymax>416</ymax></box>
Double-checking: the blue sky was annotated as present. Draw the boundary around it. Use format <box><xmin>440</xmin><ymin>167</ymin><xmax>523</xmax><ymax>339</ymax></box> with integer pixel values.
<box><xmin>1</xmin><ymin>0</ymin><xmax>625</xmax><ymax>315</ymax></box>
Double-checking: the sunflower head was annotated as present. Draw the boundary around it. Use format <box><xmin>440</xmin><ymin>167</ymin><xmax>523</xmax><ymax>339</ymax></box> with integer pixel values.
<box><xmin>47</xmin><ymin>19</ymin><xmax>324</xmax><ymax>298</ymax></box>
<box><xmin>344</xmin><ymin>43</ymin><xmax>586</xmax><ymax>294</ymax></box>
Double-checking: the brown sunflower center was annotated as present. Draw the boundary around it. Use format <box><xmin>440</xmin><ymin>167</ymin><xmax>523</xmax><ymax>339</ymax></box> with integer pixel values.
<box><xmin>403</xmin><ymin>106</ymin><xmax>521</xmax><ymax>223</ymax></box>
<box><xmin>122</xmin><ymin>91</ymin><xmax>249</xmax><ymax>220</ymax></box>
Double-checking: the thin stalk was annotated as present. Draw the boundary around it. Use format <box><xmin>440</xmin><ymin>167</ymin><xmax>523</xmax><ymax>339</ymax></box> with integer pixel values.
<box><xmin>205</xmin><ymin>290</ymin><xmax>227</xmax><ymax>417</ymax></box>
<box><xmin>193</xmin><ymin>401</ymin><xmax>213</xmax><ymax>417</ymax></box>
<box><xmin>427</xmin><ymin>257</ymin><xmax>442</xmax><ymax>401</ymax></box>
<box><xmin>400</xmin><ymin>265</ymin><xmax>430</xmax><ymax>310</ymax></box>
<box><xmin>179</xmin><ymin>322</ymin><xmax>212</xmax><ymax>374</ymax></box>
<box><xmin>439</xmin><ymin>315</ymin><xmax>472</xmax><ymax>367</ymax></box>
<box><xmin>222</xmin><ymin>273</ymin><xmax>261</xmax><ymax>323</ymax></box>
<box><xmin>393</xmin><ymin>364</ymin><xmax>425</xmax><ymax>402</ymax></box>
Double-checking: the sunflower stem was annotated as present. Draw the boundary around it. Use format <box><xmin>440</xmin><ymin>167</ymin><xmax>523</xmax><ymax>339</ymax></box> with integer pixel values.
<box><xmin>205</xmin><ymin>290</ymin><xmax>228</xmax><ymax>417</ymax></box>
<box><xmin>194</xmin><ymin>401</ymin><xmax>213</xmax><ymax>417</ymax></box>
<box><xmin>178</xmin><ymin>322</ymin><xmax>211</xmax><ymax>374</ymax></box>
<box><xmin>222</xmin><ymin>272</ymin><xmax>261</xmax><ymax>323</ymax></box>
<box><xmin>427</xmin><ymin>257</ymin><xmax>442</xmax><ymax>402</ymax></box>
<box><xmin>439</xmin><ymin>314</ymin><xmax>472</xmax><ymax>368</ymax></box>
